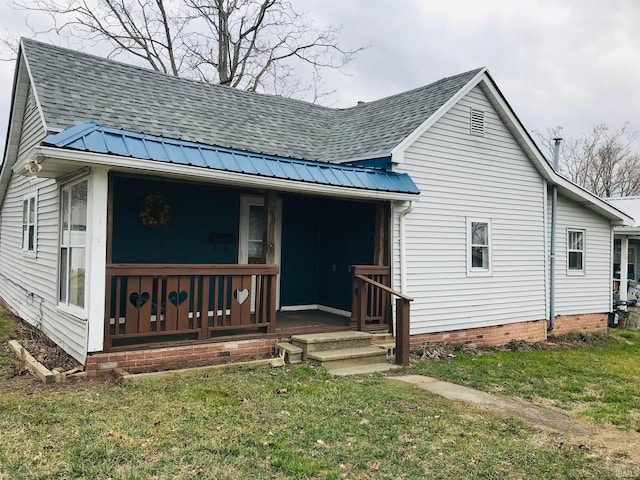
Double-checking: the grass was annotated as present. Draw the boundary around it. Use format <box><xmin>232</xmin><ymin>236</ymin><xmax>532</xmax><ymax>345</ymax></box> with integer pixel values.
<box><xmin>411</xmin><ymin>330</ymin><xmax>640</xmax><ymax>432</ymax></box>
<box><xmin>0</xmin><ymin>365</ymin><xmax>624</xmax><ymax>479</ymax></box>
<box><xmin>1</xmin><ymin>316</ymin><xmax>637</xmax><ymax>478</ymax></box>
<box><xmin>0</xmin><ymin>312</ymin><xmax>14</xmax><ymax>379</ymax></box>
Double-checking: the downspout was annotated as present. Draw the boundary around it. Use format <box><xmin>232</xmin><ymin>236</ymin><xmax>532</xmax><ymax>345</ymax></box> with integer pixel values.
<box><xmin>548</xmin><ymin>138</ymin><xmax>562</xmax><ymax>332</ymax></box>
<box><xmin>398</xmin><ymin>201</ymin><xmax>415</xmax><ymax>294</ymax></box>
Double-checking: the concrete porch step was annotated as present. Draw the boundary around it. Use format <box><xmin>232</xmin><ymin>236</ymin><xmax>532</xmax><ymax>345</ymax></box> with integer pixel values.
<box><xmin>291</xmin><ymin>331</ymin><xmax>373</xmax><ymax>359</ymax></box>
<box><xmin>275</xmin><ymin>342</ymin><xmax>303</xmax><ymax>364</ymax></box>
<box><xmin>377</xmin><ymin>342</ymin><xmax>396</xmax><ymax>359</ymax></box>
<box><xmin>371</xmin><ymin>333</ymin><xmax>394</xmax><ymax>344</ymax></box>
<box><xmin>291</xmin><ymin>331</ymin><xmax>373</xmax><ymax>361</ymax></box>
<box><xmin>307</xmin><ymin>346</ymin><xmax>387</xmax><ymax>370</ymax></box>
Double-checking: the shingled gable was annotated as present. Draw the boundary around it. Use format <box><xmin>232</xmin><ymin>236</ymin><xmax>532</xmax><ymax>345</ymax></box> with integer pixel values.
<box><xmin>4</xmin><ymin>39</ymin><xmax>632</xmax><ymax>223</ymax></box>
<box><xmin>19</xmin><ymin>38</ymin><xmax>481</xmax><ymax>163</ymax></box>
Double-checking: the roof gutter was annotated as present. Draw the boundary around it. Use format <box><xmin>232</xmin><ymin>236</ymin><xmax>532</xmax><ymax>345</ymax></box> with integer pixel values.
<box><xmin>31</xmin><ymin>146</ymin><xmax>420</xmax><ymax>202</ymax></box>
<box><xmin>397</xmin><ymin>200</ymin><xmax>415</xmax><ymax>294</ymax></box>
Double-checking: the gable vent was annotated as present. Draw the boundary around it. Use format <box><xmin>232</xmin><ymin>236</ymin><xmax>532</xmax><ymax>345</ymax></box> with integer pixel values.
<box><xmin>470</xmin><ymin>109</ymin><xmax>485</xmax><ymax>136</ymax></box>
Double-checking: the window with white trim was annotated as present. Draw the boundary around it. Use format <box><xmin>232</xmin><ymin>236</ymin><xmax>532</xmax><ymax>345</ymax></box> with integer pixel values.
<box><xmin>59</xmin><ymin>179</ymin><xmax>88</xmax><ymax>311</ymax></box>
<box><xmin>567</xmin><ymin>229</ymin><xmax>585</xmax><ymax>274</ymax></box>
<box><xmin>467</xmin><ymin>218</ymin><xmax>492</xmax><ymax>275</ymax></box>
<box><xmin>22</xmin><ymin>194</ymin><xmax>37</xmax><ymax>254</ymax></box>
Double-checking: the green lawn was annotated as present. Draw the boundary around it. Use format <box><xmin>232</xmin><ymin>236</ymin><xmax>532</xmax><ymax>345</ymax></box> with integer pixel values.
<box><xmin>0</xmin><ymin>312</ymin><xmax>14</xmax><ymax>379</ymax></box>
<box><xmin>0</xmin><ymin>366</ymin><xmax>626</xmax><ymax>479</ymax></box>
<box><xmin>0</xmin><ymin>313</ymin><xmax>637</xmax><ymax>479</ymax></box>
<box><xmin>411</xmin><ymin>330</ymin><xmax>640</xmax><ymax>432</ymax></box>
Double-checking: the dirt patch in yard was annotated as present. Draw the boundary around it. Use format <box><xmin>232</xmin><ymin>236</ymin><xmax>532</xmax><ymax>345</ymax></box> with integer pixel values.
<box><xmin>10</xmin><ymin>315</ymin><xmax>81</xmax><ymax>372</ymax></box>
<box><xmin>411</xmin><ymin>332</ymin><xmax>627</xmax><ymax>361</ymax></box>
<box><xmin>0</xmin><ymin>308</ymin><xmax>83</xmax><ymax>388</ymax></box>
<box><xmin>537</xmin><ymin>411</ymin><xmax>640</xmax><ymax>478</ymax></box>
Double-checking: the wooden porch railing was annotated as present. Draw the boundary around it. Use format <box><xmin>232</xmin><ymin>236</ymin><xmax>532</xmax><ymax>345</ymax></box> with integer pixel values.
<box><xmin>104</xmin><ymin>264</ymin><xmax>279</xmax><ymax>350</ymax></box>
<box><xmin>351</xmin><ymin>265</ymin><xmax>414</xmax><ymax>366</ymax></box>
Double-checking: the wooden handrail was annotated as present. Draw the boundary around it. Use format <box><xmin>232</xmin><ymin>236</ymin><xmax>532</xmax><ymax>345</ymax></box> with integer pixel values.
<box><xmin>352</xmin><ymin>269</ymin><xmax>411</xmax><ymax>367</ymax></box>
<box><xmin>354</xmin><ymin>274</ymin><xmax>414</xmax><ymax>302</ymax></box>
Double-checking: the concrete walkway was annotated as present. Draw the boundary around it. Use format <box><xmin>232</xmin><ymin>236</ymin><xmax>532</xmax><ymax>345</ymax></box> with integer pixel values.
<box><xmin>393</xmin><ymin>375</ymin><xmax>591</xmax><ymax>436</ymax></box>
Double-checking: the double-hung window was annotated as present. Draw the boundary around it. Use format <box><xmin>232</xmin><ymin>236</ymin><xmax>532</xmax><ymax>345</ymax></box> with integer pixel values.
<box><xmin>22</xmin><ymin>194</ymin><xmax>37</xmax><ymax>254</ymax></box>
<box><xmin>567</xmin><ymin>229</ymin><xmax>585</xmax><ymax>274</ymax></box>
<box><xmin>467</xmin><ymin>218</ymin><xmax>492</xmax><ymax>275</ymax></box>
<box><xmin>59</xmin><ymin>179</ymin><xmax>88</xmax><ymax>312</ymax></box>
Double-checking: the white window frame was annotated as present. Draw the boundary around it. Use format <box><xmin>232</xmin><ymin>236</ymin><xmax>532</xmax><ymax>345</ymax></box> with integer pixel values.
<box><xmin>567</xmin><ymin>228</ymin><xmax>585</xmax><ymax>275</ymax></box>
<box><xmin>467</xmin><ymin>217</ymin><xmax>492</xmax><ymax>276</ymax></box>
<box><xmin>58</xmin><ymin>177</ymin><xmax>89</xmax><ymax>318</ymax></box>
<box><xmin>22</xmin><ymin>192</ymin><xmax>38</xmax><ymax>256</ymax></box>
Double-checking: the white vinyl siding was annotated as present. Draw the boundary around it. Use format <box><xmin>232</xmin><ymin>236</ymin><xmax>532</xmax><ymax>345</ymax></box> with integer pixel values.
<box><xmin>550</xmin><ymin>193</ymin><xmax>611</xmax><ymax>315</ymax></box>
<box><xmin>392</xmin><ymin>85</ymin><xmax>546</xmax><ymax>334</ymax></box>
<box><xmin>17</xmin><ymin>84</ymin><xmax>45</xmax><ymax>160</ymax></box>
<box><xmin>0</xmin><ymin>83</ymin><xmax>88</xmax><ymax>363</ymax></box>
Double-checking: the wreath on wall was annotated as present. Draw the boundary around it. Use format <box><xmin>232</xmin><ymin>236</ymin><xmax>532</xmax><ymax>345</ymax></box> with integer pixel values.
<box><xmin>139</xmin><ymin>193</ymin><xmax>170</xmax><ymax>229</ymax></box>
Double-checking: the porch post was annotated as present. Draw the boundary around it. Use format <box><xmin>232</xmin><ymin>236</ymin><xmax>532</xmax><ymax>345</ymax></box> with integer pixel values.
<box><xmin>395</xmin><ymin>298</ymin><xmax>410</xmax><ymax>366</ymax></box>
<box><xmin>374</xmin><ymin>202</ymin><xmax>392</xmax><ymax>326</ymax></box>
<box><xmin>87</xmin><ymin>166</ymin><xmax>110</xmax><ymax>352</ymax></box>
<box><xmin>264</xmin><ymin>190</ymin><xmax>277</xmax><ymax>332</ymax></box>
<box><xmin>373</xmin><ymin>202</ymin><xmax>391</xmax><ymax>266</ymax></box>
<box><xmin>264</xmin><ymin>191</ymin><xmax>277</xmax><ymax>264</ymax></box>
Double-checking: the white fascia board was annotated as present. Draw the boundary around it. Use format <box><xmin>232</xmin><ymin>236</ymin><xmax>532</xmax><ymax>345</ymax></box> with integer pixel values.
<box><xmin>0</xmin><ymin>54</ymin><xmax>29</xmax><ymax>205</ymax></box>
<box><xmin>390</xmin><ymin>68</ymin><xmax>488</xmax><ymax>164</ymax></box>
<box><xmin>33</xmin><ymin>146</ymin><xmax>420</xmax><ymax>202</ymax></box>
<box><xmin>614</xmin><ymin>226</ymin><xmax>640</xmax><ymax>235</ymax></box>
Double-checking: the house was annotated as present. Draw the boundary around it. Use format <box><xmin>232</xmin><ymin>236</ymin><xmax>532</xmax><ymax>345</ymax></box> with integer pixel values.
<box><xmin>604</xmin><ymin>197</ymin><xmax>640</xmax><ymax>302</ymax></box>
<box><xmin>0</xmin><ymin>39</ymin><xmax>632</xmax><ymax>373</ymax></box>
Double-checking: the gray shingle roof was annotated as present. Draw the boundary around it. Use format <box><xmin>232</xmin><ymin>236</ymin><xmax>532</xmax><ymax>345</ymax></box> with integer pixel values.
<box><xmin>22</xmin><ymin>38</ymin><xmax>482</xmax><ymax>162</ymax></box>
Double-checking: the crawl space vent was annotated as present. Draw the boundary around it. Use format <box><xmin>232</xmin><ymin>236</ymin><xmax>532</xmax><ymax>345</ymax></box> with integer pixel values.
<box><xmin>470</xmin><ymin>109</ymin><xmax>485</xmax><ymax>136</ymax></box>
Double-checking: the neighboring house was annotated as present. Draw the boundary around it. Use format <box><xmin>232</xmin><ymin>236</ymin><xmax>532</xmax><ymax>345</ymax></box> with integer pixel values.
<box><xmin>0</xmin><ymin>39</ymin><xmax>632</xmax><ymax>373</ymax></box>
<box><xmin>604</xmin><ymin>197</ymin><xmax>640</xmax><ymax>301</ymax></box>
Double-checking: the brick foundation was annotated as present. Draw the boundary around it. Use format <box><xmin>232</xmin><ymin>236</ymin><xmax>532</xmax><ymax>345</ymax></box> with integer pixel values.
<box><xmin>86</xmin><ymin>338</ymin><xmax>279</xmax><ymax>375</ymax></box>
<box><xmin>410</xmin><ymin>319</ymin><xmax>548</xmax><ymax>349</ymax></box>
<box><xmin>86</xmin><ymin>313</ymin><xmax>609</xmax><ymax>374</ymax></box>
<box><xmin>410</xmin><ymin>313</ymin><xmax>608</xmax><ymax>350</ymax></box>
<box><xmin>550</xmin><ymin>313</ymin><xmax>608</xmax><ymax>337</ymax></box>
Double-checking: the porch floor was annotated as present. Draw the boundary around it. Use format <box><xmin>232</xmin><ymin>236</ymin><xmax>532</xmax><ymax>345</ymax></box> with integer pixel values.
<box><xmin>275</xmin><ymin>310</ymin><xmax>353</xmax><ymax>334</ymax></box>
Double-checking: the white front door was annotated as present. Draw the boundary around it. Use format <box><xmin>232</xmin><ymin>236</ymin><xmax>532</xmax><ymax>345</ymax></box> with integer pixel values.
<box><xmin>238</xmin><ymin>195</ymin><xmax>282</xmax><ymax>309</ymax></box>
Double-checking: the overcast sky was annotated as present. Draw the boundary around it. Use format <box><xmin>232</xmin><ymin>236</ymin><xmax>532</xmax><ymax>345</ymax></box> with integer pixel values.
<box><xmin>1</xmin><ymin>0</ymin><xmax>639</xmax><ymax>154</ymax></box>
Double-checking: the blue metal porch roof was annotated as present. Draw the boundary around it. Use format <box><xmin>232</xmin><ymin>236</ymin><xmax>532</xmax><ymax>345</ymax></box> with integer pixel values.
<box><xmin>42</xmin><ymin>122</ymin><xmax>420</xmax><ymax>195</ymax></box>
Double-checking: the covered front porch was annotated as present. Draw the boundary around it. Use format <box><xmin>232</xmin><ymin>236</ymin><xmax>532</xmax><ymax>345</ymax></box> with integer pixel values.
<box><xmin>103</xmin><ymin>174</ymin><xmax>401</xmax><ymax>353</ymax></box>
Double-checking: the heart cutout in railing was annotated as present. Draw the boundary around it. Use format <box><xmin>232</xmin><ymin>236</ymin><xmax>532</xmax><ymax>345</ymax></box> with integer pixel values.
<box><xmin>235</xmin><ymin>288</ymin><xmax>250</xmax><ymax>305</ymax></box>
<box><xmin>129</xmin><ymin>292</ymin><xmax>150</xmax><ymax>309</ymax></box>
<box><xmin>168</xmin><ymin>290</ymin><xmax>188</xmax><ymax>307</ymax></box>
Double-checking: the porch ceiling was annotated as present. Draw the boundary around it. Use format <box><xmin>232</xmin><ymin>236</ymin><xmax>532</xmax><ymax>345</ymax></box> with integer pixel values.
<box><xmin>36</xmin><ymin>121</ymin><xmax>420</xmax><ymax>198</ymax></box>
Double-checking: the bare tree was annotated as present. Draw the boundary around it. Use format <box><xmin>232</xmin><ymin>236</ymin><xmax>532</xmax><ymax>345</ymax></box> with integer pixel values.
<box><xmin>8</xmin><ymin>0</ymin><xmax>362</xmax><ymax>100</ymax></box>
<box><xmin>535</xmin><ymin>125</ymin><xmax>640</xmax><ymax>198</ymax></box>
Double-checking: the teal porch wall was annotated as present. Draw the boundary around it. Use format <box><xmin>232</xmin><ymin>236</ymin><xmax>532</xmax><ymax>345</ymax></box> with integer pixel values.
<box><xmin>280</xmin><ymin>195</ymin><xmax>375</xmax><ymax>311</ymax></box>
<box><xmin>280</xmin><ymin>196</ymin><xmax>320</xmax><ymax>306</ymax></box>
<box><xmin>111</xmin><ymin>176</ymin><xmax>239</xmax><ymax>264</ymax></box>
<box><xmin>112</xmin><ymin>176</ymin><xmax>376</xmax><ymax>313</ymax></box>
